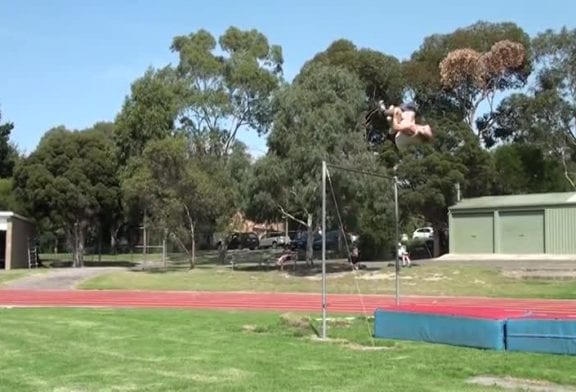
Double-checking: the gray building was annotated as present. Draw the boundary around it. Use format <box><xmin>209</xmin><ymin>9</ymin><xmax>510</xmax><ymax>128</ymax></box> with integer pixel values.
<box><xmin>448</xmin><ymin>192</ymin><xmax>576</xmax><ymax>255</ymax></box>
<box><xmin>0</xmin><ymin>212</ymin><xmax>36</xmax><ymax>270</ymax></box>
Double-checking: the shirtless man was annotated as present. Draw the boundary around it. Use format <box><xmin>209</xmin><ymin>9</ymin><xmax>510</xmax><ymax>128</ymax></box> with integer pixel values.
<box><xmin>378</xmin><ymin>101</ymin><xmax>434</xmax><ymax>150</ymax></box>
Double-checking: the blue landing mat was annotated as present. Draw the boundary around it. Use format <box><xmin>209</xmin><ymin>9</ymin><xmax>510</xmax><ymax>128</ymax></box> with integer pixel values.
<box><xmin>506</xmin><ymin>318</ymin><xmax>576</xmax><ymax>356</ymax></box>
<box><xmin>374</xmin><ymin>309</ymin><xmax>506</xmax><ymax>350</ymax></box>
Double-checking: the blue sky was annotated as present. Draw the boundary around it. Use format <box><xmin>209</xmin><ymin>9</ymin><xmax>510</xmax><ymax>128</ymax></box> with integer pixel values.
<box><xmin>1</xmin><ymin>0</ymin><xmax>574</xmax><ymax>157</ymax></box>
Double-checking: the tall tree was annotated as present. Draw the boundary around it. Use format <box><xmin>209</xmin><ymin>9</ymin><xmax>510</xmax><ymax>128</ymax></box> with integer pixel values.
<box><xmin>298</xmin><ymin>39</ymin><xmax>406</xmax><ymax>147</ymax></box>
<box><xmin>391</xmin><ymin>23</ymin><xmax>528</xmax><ymax>253</ymax></box>
<box><xmin>122</xmin><ymin>136</ymin><xmax>235</xmax><ymax>268</ymax></box>
<box><xmin>0</xmin><ymin>178</ymin><xmax>20</xmax><ymax>212</ymax></box>
<box><xmin>13</xmin><ymin>126</ymin><xmax>120</xmax><ymax>267</ymax></box>
<box><xmin>170</xmin><ymin>26</ymin><xmax>283</xmax><ymax>157</ymax></box>
<box><xmin>114</xmin><ymin>66</ymin><xmax>184</xmax><ymax>165</ymax></box>
<box><xmin>91</xmin><ymin>122</ymin><xmax>124</xmax><ymax>253</ymax></box>
<box><xmin>403</xmin><ymin>21</ymin><xmax>532</xmax><ymax>144</ymax></box>
<box><xmin>490</xmin><ymin>27</ymin><xmax>576</xmax><ymax>188</ymax></box>
<box><xmin>298</xmin><ymin>39</ymin><xmax>405</xmax><ymax>104</ymax></box>
<box><xmin>440</xmin><ymin>39</ymin><xmax>528</xmax><ymax>143</ymax></box>
<box><xmin>226</xmin><ymin>141</ymin><xmax>254</xmax><ymax>212</ymax></box>
<box><xmin>0</xmin><ymin>110</ymin><xmax>17</xmax><ymax>178</ymax></box>
<box><xmin>249</xmin><ymin>64</ymin><xmax>394</xmax><ymax>262</ymax></box>
<box><xmin>492</xmin><ymin>144</ymin><xmax>569</xmax><ymax>194</ymax></box>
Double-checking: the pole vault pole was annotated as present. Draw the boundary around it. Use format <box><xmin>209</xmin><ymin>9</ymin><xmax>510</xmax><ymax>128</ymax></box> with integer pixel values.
<box><xmin>321</xmin><ymin>160</ymin><xmax>328</xmax><ymax>339</ymax></box>
<box><xmin>393</xmin><ymin>175</ymin><xmax>400</xmax><ymax>305</ymax></box>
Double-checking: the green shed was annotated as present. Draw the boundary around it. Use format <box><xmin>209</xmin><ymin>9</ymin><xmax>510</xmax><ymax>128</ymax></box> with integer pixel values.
<box><xmin>448</xmin><ymin>192</ymin><xmax>576</xmax><ymax>255</ymax></box>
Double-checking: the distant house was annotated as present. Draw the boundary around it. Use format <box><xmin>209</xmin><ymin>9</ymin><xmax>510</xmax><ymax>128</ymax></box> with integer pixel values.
<box><xmin>0</xmin><ymin>212</ymin><xmax>36</xmax><ymax>270</ymax></box>
<box><xmin>226</xmin><ymin>211</ymin><xmax>286</xmax><ymax>235</ymax></box>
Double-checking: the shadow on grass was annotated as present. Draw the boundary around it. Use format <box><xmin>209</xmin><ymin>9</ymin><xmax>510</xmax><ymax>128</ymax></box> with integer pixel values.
<box><xmin>128</xmin><ymin>262</ymin><xmax>226</xmax><ymax>274</ymax></box>
<box><xmin>46</xmin><ymin>260</ymin><xmax>138</xmax><ymax>268</ymax></box>
<box><xmin>230</xmin><ymin>262</ymin><xmax>381</xmax><ymax>276</ymax></box>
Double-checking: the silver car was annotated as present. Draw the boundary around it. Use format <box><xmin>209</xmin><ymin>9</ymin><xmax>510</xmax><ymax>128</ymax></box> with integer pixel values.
<box><xmin>259</xmin><ymin>232</ymin><xmax>291</xmax><ymax>249</ymax></box>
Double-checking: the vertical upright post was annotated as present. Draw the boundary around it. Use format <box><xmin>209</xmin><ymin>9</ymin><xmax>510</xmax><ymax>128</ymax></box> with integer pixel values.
<box><xmin>142</xmin><ymin>211</ymin><xmax>147</xmax><ymax>269</ymax></box>
<box><xmin>394</xmin><ymin>176</ymin><xmax>400</xmax><ymax>306</ymax></box>
<box><xmin>97</xmin><ymin>228</ymin><xmax>102</xmax><ymax>265</ymax></box>
<box><xmin>162</xmin><ymin>229</ymin><xmax>167</xmax><ymax>270</ymax></box>
<box><xmin>455</xmin><ymin>182</ymin><xmax>461</xmax><ymax>202</ymax></box>
<box><xmin>321</xmin><ymin>160</ymin><xmax>327</xmax><ymax>339</ymax></box>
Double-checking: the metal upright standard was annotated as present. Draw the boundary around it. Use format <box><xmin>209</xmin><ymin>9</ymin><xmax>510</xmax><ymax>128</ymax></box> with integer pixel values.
<box><xmin>393</xmin><ymin>176</ymin><xmax>400</xmax><ymax>305</ymax></box>
<box><xmin>320</xmin><ymin>161</ymin><xmax>401</xmax><ymax>338</ymax></box>
<box><xmin>321</xmin><ymin>160</ymin><xmax>328</xmax><ymax>340</ymax></box>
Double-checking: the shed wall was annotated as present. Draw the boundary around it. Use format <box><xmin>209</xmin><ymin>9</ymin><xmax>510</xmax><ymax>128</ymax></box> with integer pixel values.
<box><xmin>449</xmin><ymin>205</ymin><xmax>576</xmax><ymax>255</ymax></box>
<box><xmin>9</xmin><ymin>216</ymin><xmax>35</xmax><ymax>269</ymax></box>
<box><xmin>545</xmin><ymin>207</ymin><xmax>576</xmax><ymax>254</ymax></box>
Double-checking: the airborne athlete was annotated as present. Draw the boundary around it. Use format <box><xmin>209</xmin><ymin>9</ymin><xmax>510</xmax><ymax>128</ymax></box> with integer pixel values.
<box><xmin>364</xmin><ymin>100</ymin><xmax>434</xmax><ymax>151</ymax></box>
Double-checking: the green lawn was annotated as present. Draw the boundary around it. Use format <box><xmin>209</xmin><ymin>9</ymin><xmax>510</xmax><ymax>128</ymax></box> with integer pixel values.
<box><xmin>79</xmin><ymin>263</ymin><xmax>576</xmax><ymax>299</ymax></box>
<box><xmin>0</xmin><ymin>307</ymin><xmax>575</xmax><ymax>391</ymax></box>
<box><xmin>0</xmin><ymin>270</ymin><xmax>48</xmax><ymax>286</ymax></box>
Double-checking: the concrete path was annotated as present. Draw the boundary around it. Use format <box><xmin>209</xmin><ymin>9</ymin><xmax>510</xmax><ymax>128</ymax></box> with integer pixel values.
<box><xmin>1</xmin><ymin>267</ymin><xmax>123</xmax><ymax>290</ymax></box>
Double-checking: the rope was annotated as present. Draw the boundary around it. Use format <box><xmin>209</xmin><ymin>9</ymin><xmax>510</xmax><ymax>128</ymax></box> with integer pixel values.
<box><xmin>326</xmin><ymin>168</ymin><xmax>376</xmax><ymax>346</ymax></box>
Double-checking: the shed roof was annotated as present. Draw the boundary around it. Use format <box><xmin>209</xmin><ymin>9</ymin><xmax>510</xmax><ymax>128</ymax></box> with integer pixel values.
<box><xmin>449</xmin><ymin>192</ymin><xmax>576</xmax><ymax>211</ymax></box>
<box><xmin>0</xmin><ymin>211</ymin><xmax>34</xmax><ymax>223</ymax></box>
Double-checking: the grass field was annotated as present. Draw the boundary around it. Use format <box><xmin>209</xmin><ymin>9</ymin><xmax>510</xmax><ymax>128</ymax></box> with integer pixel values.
<box><xmin>0</xmin><ymin>270</ymin><xmax>47</xmax><ymax>286</ymax></box>
<box><xmin>1</xmin><ymin>307</ymin><xmax>575</xmax><ymax>391</ymax></box>
<box><xmin>79</xmin><ymin>263</ymin><xmax>576</xmax><ymax>299</ymax></box>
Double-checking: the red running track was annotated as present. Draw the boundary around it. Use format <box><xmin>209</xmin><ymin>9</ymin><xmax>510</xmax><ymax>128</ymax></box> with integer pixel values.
<box><xmin>1</xmin><ymin>290</ymin><xmax>576</xmax><ymax>318</ymax></box>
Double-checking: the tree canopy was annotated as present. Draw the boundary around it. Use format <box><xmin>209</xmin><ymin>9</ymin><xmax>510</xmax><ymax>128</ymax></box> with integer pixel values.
<box><xmin>14</xmin><ymin>126</ymin><xmax>120</xmax><ymax>266</ymax></box>
<box><xmin>0</xmin><ymin>110</ymin><xmax>17</xmax><ymax>179</ymax></box>
<box><xmin>171</xmin><ymin>27</ymin><xmax>284</xmax><ymax>157</ymax></box>
<box><xmin>6</xmin><ymin>22</ymin><xmax>576</xmax><ymax>264</ymax></box>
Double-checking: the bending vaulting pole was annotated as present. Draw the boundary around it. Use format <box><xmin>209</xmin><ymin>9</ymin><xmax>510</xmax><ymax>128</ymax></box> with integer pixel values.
<box><xmin>321</xmin><ymin>160</ymin><xmax>327</xmax><ymax>339</ymax></box>
<box><xmin>394</xmin><ymin>175</ymin><xmax>400</xmax><ymax>305</ymax></box>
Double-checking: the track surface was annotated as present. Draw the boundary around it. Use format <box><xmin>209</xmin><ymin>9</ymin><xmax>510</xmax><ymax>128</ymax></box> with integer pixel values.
<box><xmin>1</xmin><ymin>290</ymin><xmax>576</xmax><ymax>318</ymax></box>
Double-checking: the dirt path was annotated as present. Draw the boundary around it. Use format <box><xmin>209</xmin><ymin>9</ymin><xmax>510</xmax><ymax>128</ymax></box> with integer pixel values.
<box><xmin>1</xmin><ymin>267</ymin><xmax>123</xmax><ymax>290</ymax></box>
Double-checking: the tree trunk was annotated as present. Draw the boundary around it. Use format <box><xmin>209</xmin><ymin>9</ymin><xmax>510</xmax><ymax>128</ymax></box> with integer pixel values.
<box><xmin>217</xmin><ymin>233</ymin><xmax>228</xmax><ymax>264</ymax></box>
<box><xmin>110</xmin><ymin>224</ymin><xmax>121</xmax><ymax>255</ymax></box>
<box><xmin>189</xmin><ymin>222</ymin><xmax>196</xmax><ymax>269</ymax></box>
<box><xmin>71</xmin><ymin>222</ymin><xmax>86</xmax><ymax>268</ymax></box>
<box><xmin>306</xmin><ymin>213</ymin><xmax>314</xmax><ymax>266</ymax></box>
<box><xmin>77</xmin><ymin>228</ymin><xmax>85</xmax><ymax>267</ymax></box>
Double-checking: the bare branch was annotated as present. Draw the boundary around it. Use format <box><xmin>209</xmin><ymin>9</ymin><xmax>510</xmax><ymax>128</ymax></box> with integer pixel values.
<box><xmin>182</xmin><ymin>203</ymin><xmax>194</xmax><ymax>227</ymax></box>
<box><xmin>170</xmin><ymin>232</ymin><xmax>190</xmax><ymax>256</ymax></box>
<box><xmin>277</xmin><ymin>204</ymin><xmax>308</xmax><ymax>227</ymax></box>
<box><xmin>223</xmin><ymin>103</ymin><xmax>249</xmax><ymax>155</ymax></box>
<box><xmin>560</xmin><ymin>117</ymin><xmax>576</xmax><ymax>145</ymax></box>
<box><xmin>561</xmin><ymin>151</ymin><xmax>576</xmax><ymax>189</ymax></box>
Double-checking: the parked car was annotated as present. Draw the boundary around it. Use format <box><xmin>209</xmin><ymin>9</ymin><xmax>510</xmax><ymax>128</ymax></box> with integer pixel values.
<box><xmin>259</xmin><ymin>232</ymin><xmax>291</xmax><ymax>249</ymax></box>
<box><xmin>218</xmin><ymin>232</ymin><xmax>259</xmax><ymax>250</ymax></box>
<box><xmin>412</xmin><ymin>227</ymin><xmax>434</xmax><ymax>240</ymax></box>
<box><xmin>290</xmin><ymin>231</ymin><xmax>320</xmax><ymax>250</ymax></box>
<box><xmin>313</xmin><ymin>230</ymin><xmax>359</xmax><ymax>250</ymax></box>
<box><xmin>291</xmin><ymin>230</ymin><xmax>358</xmax><ymax>251</ymax></box>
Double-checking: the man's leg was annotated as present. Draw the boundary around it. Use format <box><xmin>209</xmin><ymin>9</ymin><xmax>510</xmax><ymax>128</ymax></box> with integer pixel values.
<box><xmin>415</xmin><ymin>124</ymin><xmax>434</xmax><ymax>142</ymax></box>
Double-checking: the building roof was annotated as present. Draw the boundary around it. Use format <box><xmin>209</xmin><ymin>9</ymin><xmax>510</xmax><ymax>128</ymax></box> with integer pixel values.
<box><xmin>0</xmin><ymin>211</ymin><xmax>34</xmax><ymax>223</ymax></box>
<box><xmin>449</xmin><ymin>192</ymin><xmax>576</xmax><ymax>211</ymax></box>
